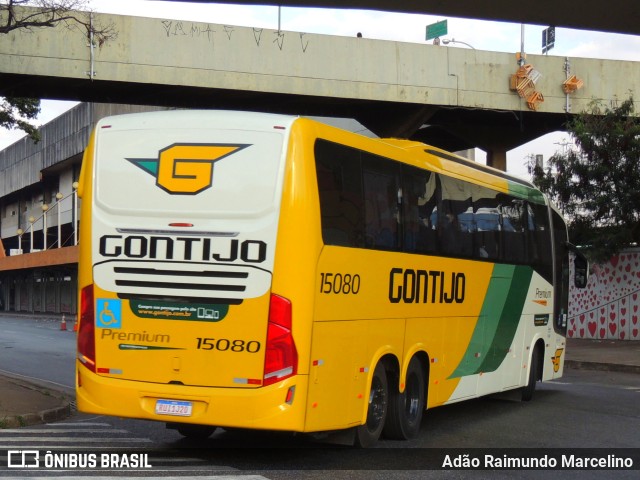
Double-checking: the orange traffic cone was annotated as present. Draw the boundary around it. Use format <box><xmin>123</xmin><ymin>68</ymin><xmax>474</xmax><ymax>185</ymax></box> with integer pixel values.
<box><xmin>73</xmin><ymin>316</ymin><xmax>78</xmax><ymax>332</ymax></box>
<box><xmin>60</xmin><ymin>314</ymin><xmax>67</xmax><ymax>331</ymax></box>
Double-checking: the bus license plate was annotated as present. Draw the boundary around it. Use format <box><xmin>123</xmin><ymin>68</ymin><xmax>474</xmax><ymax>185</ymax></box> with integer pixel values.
<box><xmin>155</xmin><ymin>399</ymin><xmax>193</xmax><ymax>417</ymax></box>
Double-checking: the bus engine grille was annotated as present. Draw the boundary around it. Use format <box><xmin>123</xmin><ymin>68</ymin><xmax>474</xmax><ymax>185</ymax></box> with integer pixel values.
<box><xmin>93</xmin><ymin>260</ymin><xmax>271</xmax><ymax>300</ymax></box>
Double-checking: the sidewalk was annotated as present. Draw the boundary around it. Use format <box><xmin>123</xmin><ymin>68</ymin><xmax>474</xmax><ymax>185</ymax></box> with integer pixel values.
<box><xmin>0</xmin><ymin>337</ymin><xmax>638</xmax><ymax>429</ymax></box>
<box><xmin>565</xmin><ymin>337</ymin><xmax>640</xmax><ymax>374</ymax></box>
<box><xmin>0</xmin><ymin>374</ymin><xmax>72</xmax><ymax>428</ymax></box>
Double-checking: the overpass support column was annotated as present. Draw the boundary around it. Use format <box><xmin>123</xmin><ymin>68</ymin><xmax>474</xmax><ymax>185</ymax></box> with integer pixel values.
<box><xmin>486</xmin><ymin>148</ymin><xmax>507</xmax><ymax>171</ymax></box>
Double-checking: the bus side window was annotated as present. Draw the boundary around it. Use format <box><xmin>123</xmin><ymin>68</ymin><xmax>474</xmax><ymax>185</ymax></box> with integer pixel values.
<box><xmin>401</xmin><ymin>167</ymin><xmax>438</xmax><ymax>254</ymax></box>
<box><xmin>362</xmin><ymin>153</ymin><xmax>401</xmax><ymax>251</ymax></box>
<box><xmin>473</xmin><ymin>187</ymin><xmax>501</xmax><ymax>260</ymax></box>
<box><xmin>314</xmin><ymin>140</ymin><xmax>365</xmax><ymax>248</ymax></box>
<box><xmin>529</xmin><ymin>202</ymin><xmax>553</xmax><ymax>284</ymax></box>
<box><xmin>440</xmin><ymin>175</ymin><xmax>473</xmax><ymax>258</ymax></box>
<box><xmin>500</xmin><ymin>198</ymin><xmax>526</xmax><ymax>263</ymax></box>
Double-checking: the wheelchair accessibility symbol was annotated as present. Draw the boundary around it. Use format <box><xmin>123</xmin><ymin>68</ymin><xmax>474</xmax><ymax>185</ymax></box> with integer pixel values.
<box><xmin>96</xmin><ymin>299</ymin><xmax>122</xmax><ymax>329</ymax></box>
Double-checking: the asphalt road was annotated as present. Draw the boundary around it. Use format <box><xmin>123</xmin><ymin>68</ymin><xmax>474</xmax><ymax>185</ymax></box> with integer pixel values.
<box><xmin>0</xmin><ymin>316</ymin><xmax>76</xmax><ymax>393</ymax></box>
<box><xmin>1</xmin><ymin>315</ymin><xmax>639</xmax><ymax>479</ymax></box>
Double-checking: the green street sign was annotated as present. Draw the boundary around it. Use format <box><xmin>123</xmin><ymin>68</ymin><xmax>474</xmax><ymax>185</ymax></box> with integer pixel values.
<box><xmin>426</xmin><ymin>20</ymin><xmax>448</xmax><ymax>40</ymax></box>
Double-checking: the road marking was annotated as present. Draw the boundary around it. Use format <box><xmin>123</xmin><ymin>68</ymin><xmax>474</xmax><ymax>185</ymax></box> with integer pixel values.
<box><xmin>0</xmin><ymin>436</ymin><xmax>153</xmax><ymax>443</ymax></box>
<box><xmin>620</xmin><ymin>386</ymin><xmax>640</xmax><ymax>392</ymax></box>
<box><xmin>0</xmin><ymin>477</ymin><xmax>269</xmax><ymax>480</ymax></box>
<box><xmin>0</xmin><ymin>422</ymin><xmax>153</xmax><ymax>449</ymax></box>
<box><xmin>1</xmin><ymin>428</ymin><xmax>130</xmax><ymax>434</ymax></box>
<box><xmin>46</xmin><ymin>422</ymin><xmax>113</xmax><ymax>427</ymax></box>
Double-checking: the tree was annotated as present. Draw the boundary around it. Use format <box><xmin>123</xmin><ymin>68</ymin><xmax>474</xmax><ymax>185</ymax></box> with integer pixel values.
<box><xmin>0</xmin><ymin>96</ymin><xmax>40</xmax><ymax>139</ymax></box>
<box><xmin>0</xmin><ymin>1</ymin><xmax>116</xmax><ymax>141</ymax></box>
<box><xmin>531</xmin><ymin>97</ymin><xmax>640</xmax><ymax>262</ymax></box>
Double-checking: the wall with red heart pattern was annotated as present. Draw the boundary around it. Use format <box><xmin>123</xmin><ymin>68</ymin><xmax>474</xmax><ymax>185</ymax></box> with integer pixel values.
<box><xmin>569</xmin><ymin>248</ymin><xmax>640</xmax><ymax>340</ymax></box>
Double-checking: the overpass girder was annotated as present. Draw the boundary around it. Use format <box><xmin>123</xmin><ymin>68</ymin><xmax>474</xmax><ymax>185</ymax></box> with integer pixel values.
<box><xmin>0</xmin><ymin>8</ymin><xmax>638</xmax><ymax>154</ymax></box>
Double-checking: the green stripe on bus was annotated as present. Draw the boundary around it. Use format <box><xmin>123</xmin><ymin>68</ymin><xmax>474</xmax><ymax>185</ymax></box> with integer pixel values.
<box><xmin>448</xmin><ymin>264</ymin><xmax>533</xmax><ymax>378</ymax></box>
<box><xmin>508</xmin><ymin>182</ymin><xmax>546</xmax><ymax>205</ymax></box>
<box><xmin>478</xmin><ymin>265</ymin><xmax>532</xmax><ymax>373</ymax></box>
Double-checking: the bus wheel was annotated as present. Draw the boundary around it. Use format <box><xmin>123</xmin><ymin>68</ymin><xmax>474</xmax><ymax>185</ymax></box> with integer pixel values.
<box><xmin>172</xmin><ymin>423</ymin><xmax>217</xmax><ymax>439</ymax></box>
<box><xmin>355</xmin><ymin>362</ymin><xmax>388</xmax><ymax>447</ymax></box>
<box><xmin>384</xmin><ymin>357</ymin><xmax>425</xmax><ymax>440</ymax></box>
<box><xmin>521</xmin><ymin>346</ymin><xmax>541</xmax><ymax>401</ymax></box>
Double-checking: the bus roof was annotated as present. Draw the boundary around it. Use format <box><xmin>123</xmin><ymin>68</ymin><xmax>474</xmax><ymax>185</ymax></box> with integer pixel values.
<box><xmin>378</xmin><ymin>138</ymin><xmax>545</xmax><ymax>205</ymax></box>
<box><xmin>93</xmin><ymin>111</ymin><xmax>546</xmax><ymax>206</ymax></box>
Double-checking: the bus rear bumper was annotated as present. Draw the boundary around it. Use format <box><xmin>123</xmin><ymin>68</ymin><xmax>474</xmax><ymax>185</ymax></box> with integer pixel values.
<box><xmin>76</xmin><ymin>362</ymin><xmax>308</xmax><ymax>431</ymax></box>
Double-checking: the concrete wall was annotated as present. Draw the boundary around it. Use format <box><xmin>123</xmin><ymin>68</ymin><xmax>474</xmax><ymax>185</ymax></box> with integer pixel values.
<box><xmin>1</xmin><ymin>9</ymin><xmax>639</xmax><ymax>116</ymax></box>
<box><xmin>0</xmin><ymin>103</ymin><xmax>91</xmax><ymax>198</ymax></box>
<box><xmin>569</xmin><ymin>248</ymin><xmax>640</xmax><ymax>341</ymax></box>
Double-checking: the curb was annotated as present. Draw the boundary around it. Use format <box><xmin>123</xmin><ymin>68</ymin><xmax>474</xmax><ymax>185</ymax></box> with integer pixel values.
<box><xmin>0</xmin><ymin>377</ymin><xmax>73</xmax><ymax>429</ymax></box>
<box><xmin>1</xmin><ymin>404</ymin><xmax>72</xmax><ymax>429</ymax></box>
<box><xmin>565</xmin><ymin>360</ymin><xmax>640</xmax><ymax>375</ymax></box>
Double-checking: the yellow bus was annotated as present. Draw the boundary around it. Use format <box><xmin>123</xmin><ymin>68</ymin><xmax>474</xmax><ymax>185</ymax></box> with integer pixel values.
<box><xmin>76</xmin><ymin>110</ymin><xmax>587</xmax><ymax>446</ymax></box>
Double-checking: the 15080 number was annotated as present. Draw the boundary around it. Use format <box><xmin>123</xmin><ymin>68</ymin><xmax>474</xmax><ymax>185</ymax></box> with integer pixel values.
<box><xmin>196</xmin><ymin>338</ymin><xmax>261</xmax><ymax>353</ymax></box>
<box><xmin>319</xmin><ymin>272</ymin><xmax>361</xmax><ymax>294</ymax></box>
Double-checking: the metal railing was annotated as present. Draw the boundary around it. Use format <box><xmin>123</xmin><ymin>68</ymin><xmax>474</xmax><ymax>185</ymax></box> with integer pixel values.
<box><xmin>15</xmin><ymin>182</ymin><xmax>79</xmax><ymax>253</ymax></box>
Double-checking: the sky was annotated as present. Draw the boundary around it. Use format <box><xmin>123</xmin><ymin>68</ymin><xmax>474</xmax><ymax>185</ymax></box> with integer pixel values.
<box><xmin>2</xmin><ymin>0</ymin><xmax>640</xmax><ymax>177</ymax></box>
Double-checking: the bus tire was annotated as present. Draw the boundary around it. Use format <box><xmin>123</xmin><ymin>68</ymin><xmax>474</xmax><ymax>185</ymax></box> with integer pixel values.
<box><xmin>521</xmin><ymin>346</ymin><xmax>541</xmax><ymax>401</ymax></box>
<box><xmin>355</xmin><ymin>362</ymin><xmax>388</xmax><ymax>448</ymax></box>
<box><xmin>383</xmin><ymin>356</ymin><xmax>425</xmax><ymax>440</ymax></box>
<box><xmin>174</xmin><ymin>424</ymin><xmax>217</xmax><ymax>439</ymax></box>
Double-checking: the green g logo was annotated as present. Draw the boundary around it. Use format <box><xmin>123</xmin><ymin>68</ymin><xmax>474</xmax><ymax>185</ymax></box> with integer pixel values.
<box><xmin>128</xmin><ymin>143</ymin><xmax>249</xmax><ymax>195</ymax></box>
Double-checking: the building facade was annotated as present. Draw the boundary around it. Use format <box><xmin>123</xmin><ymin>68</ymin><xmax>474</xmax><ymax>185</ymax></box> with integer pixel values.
<box><xmin>0</xmin><ymin>103</ymin><xmax>164</xmax><ymax>315</ymax></box>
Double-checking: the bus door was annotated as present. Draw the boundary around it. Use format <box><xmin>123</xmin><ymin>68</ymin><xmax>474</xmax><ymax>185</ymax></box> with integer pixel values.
<box><xmin>551</xmin><ymin>209</ymin><xmax>569</xmax><ymax>377</ymax></box>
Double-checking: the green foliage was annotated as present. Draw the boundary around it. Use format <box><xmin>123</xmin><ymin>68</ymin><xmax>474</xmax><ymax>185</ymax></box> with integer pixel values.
<box><xmin>0</xmin><ymin>97</ymin><xmax>41</xmax><ymax>142</ymax></box>
<box><xmin>531</xmin><ymin>97</ymin><xmax>640</xmax><ymax>262</ymax></box>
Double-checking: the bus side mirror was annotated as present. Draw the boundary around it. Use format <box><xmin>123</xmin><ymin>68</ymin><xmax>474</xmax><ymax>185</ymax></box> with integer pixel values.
<box><xmin>573</xmin><ymin>253</ymin><xmax>588</xmax><ymax>289</ymax></box>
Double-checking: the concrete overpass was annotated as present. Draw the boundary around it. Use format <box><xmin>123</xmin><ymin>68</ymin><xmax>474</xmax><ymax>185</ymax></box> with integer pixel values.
<box><xmin>171</xmin><ymin>1</ymin><xmax>640</xmax><ymax>36</ymax></box>
<box><xmin>1</xmin><ymin>9</ymin><xmax>639</xmax><ymax>169</ymax></box>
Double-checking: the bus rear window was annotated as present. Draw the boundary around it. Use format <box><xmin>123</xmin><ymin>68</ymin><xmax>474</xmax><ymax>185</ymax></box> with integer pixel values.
<box><xmin>95</xmin><ymin>128</ymin><xmax>286</xmax><ymax>218</ymax></box>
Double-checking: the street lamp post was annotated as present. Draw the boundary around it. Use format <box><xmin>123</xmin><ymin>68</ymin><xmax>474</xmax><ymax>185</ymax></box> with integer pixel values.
<box><xmin>17</xmin><ymin>228</ymin><xmax>23</xmax><ymax>253</ymax></box>
<box><xmin>277</xmin><ymin>5</ymin><xmax>281</xmax><ymax>33</ymax></box>
<box><xmin>42</xmin><ymin>204</ymin><xmax>49</xmax><ymax>250</ymax></box>
<box><xmin>72</xmin><ymin>182</ymin><xmax>79</xmax><ymax>246</ymax></box>
<box><xmin>28</xmin><ymin>216</ymin><xmax>35</xmax><ymax>252</ymax></box>
<box><xmin>442</xmin><ymin>38</ymin><xmax>475</xmax><ymax>49</ymax></box>
<box><xmin>56</xmin><ymin>192</ymin><xmax>63</xmax><ymax>248</ymax></box>
<box><xmin>520</xmin><ymin>24</ymin><xmax>526</xmax><ymax>66</ymax></box>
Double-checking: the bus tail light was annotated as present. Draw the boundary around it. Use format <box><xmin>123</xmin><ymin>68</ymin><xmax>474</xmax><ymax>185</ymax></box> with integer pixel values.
<box><xmin>77</xmin><ymin>284</ymin><xmax>96</xmax><ymax>373</ymax></box>
<box><xmin>263</xmin><ymin>294</ymin><xmax>297</xmax><ymax>386</ymax></box>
